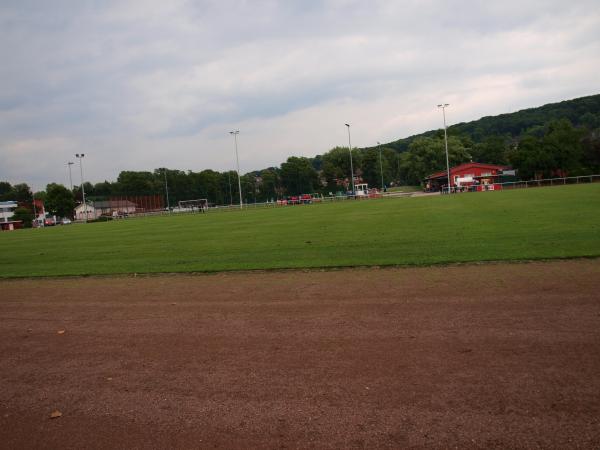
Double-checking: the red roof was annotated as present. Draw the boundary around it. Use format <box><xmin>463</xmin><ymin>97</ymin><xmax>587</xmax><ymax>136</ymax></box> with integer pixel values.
<box><xmin>425</xmin><ymin>162</ymin><xmax>509</xmax><ymax>180</ymax></box>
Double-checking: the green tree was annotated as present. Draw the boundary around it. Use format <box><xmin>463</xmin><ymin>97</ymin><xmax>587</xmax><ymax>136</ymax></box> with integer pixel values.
<box><xmin>241</xmin><ymin>173</ymin><xmax>258</xmax><ymax>204</ymax></box>
<box><xmin>280</xmin><ymin>157</ymin><xmax>319</xmax><ymax>195</ymax></box>
<box><xmin>471</xmin><ymin>135</ymin><xmax>509</xmax><ymax>164</ymax></box>
<box><xmin>321</xmin><ymin>147</ymin><xmax>361</xmax><ymax>191</ymax></box>
<box><xmin>259</xmin><ymin>168</ymin><xmax>281</xmax><ymax>201</ymax></box>
<box><xmin>45</xmin><ymin>183</ymin><xmax>76</xmax><ymax>218</ymax></box>
<box><xmin>507</xmin><ymin>135</ymin><xmax>553</xmax><ymax>179</ymax></box>
<box><xmin>11</xmin><ymin>207</ymin><xmax>34</xmax><ymax>228</ymax></box>
<box><xmin>399</xmin><ymin>136</ymin><xmax>471</xmax><ymax>185</ymax></box>
<box><xmin>360</xmin><ymin>148</ymin><xmax>392</xmax><ymax>189</ymax></box>
<box><xmin>73</xmin><ymin>182</ymin><xmax>94</xmax><ymax>201</ymax></box>
<box><xmin>580</xmin><ymin>112</ymin><xmax>600</xmax><ymax>130</ymax></box>
<box><xmin>10</xmin><ymin>183</ymin><xmax>33</xmax><ymax>204</ymax></box>
<box><xmin>116</xmin><ymin>171</ymin><xmax>156</xmax><ymax>195</ymax></box>
<box><xmin>34</xmin><ymin>191</ymin><xmax>47</xmax><ymax>202</ymax></box>
<box><xmin>0</xmin><ymin>181</ymin><xmax>12</xmax><ymax>201</ymax></box>
<box><xmin>582</xmin><ymin>131</ymin><xmax>600</xmax><ymax>172</ymax></box>
<box><xmin>542</xmin><ymin>119</ymin><xmax>584</xmax><ymax>175</ymax></box>
<box><xmin>93</xmin><ymin>181</ymin><xmax>114</xmax><ymax>196</ymax></box>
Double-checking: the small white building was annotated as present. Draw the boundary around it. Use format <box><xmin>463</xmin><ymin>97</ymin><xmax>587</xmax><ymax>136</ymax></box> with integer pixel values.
<box><xmin>75</xmin><ymin>200</ymin><xmax>137</xmax><ymax>220</ymax></box>
<box><xmin>75</xmin><ymin>203</ymin><xmax>101</xmax><ymax>221</ymax></box>
<box><xmin>355</xmin><ymin>183</ymin><xmax>370</xmax><ymax>197</ymax></box>
<box><xmin>0</xmin><ymin>201</ymin><xmax>18</xmax><ymax>223</ymax></box>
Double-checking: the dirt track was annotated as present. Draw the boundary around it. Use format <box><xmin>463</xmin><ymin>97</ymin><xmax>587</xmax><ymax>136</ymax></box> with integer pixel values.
<box><xmin>1</xmin><ymin>260</ymin><xmax>600</xmax><ymax>449</ymax></box>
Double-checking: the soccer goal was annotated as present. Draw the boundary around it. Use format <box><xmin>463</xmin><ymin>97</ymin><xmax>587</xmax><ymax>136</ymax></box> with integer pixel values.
<box><xmin>178</xmin><ymin>199</ymin><xmax>208</xmax><ymax>213</ymax></box>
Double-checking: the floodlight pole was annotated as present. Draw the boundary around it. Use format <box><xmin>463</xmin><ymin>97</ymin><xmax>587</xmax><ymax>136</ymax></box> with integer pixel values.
<box><xmin>67</xmin><ymin>162</ymin><xmax>74</xmax><ymax>191</ymax></box>
<box><xmin>32</xmin><ymin>192</ymin><xmax>39</xmax><ymax>227</ymax></box>
<box><xmin>345</xmin><ymin>124</ymin><xmax>355</xmax><ymax>195</ymax></box>
<box><xmin>227</xmin><ymin>171</ymin><xmax>233</xmax><ymax>205</ymax></box>
<box><xmin>438</xmin><ymin>104</ymin><xmax>451</xmax><ymax>193</ymax></box>
<box><xmin>75</xmin><ymin>153</ymin><xmax>87</xmax><ymax>222</ymax></box>
<box><xmin>163</xmin><ymin>168</ymin><xmax>170</xmax><ymax>213</ymax></box>
<box><xmin>230</xmin><ymin>130</ymin><xmax>243</xmax><ymax>209</ymax></box>
<box><xmin>377</xmin><ymin>141</ymin><xmax>384</xmax><ymax>190</ymax></box>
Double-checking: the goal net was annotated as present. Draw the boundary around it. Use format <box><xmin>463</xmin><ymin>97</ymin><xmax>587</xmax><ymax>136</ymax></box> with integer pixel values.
<box><xmin>178</xmin><ymin>199</ymin><xmax>208</xmax><ymax>212</ymax></box>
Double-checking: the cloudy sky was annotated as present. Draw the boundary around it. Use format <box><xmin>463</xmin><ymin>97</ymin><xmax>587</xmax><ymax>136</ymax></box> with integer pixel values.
<box><xmin>1</xmin><ymin>0</ymin><xmax>599</xmax><ymax>190</ymax></box>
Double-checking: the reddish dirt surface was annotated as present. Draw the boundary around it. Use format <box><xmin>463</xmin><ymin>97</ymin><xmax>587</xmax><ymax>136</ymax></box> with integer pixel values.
<box><xmin>1</xmin><ymin>260</ymin><xmax>599</xmax><ymax>449</ymax></box>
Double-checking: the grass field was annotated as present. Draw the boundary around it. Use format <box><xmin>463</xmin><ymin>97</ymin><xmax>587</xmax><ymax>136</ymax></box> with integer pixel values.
<box><xmin>1</xmin><ymin>184</ymin><xmax>599</xmax><ymax>277</ymax></box>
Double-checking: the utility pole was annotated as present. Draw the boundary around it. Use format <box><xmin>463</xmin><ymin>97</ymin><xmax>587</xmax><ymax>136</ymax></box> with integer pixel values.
<box><xmin>163</xmin><ymin>168</ymin><xmax>170</xmax><ymax>213</ymax></box>
<box><xmin>227</xmin><ymin>171</ymin><xmax>233</xmax><ymax>205</ymax></box>
<box><xmin>437</xmin><ymin>103</ymin><xmax>451</xmax><ymax>193</ymax></box>
<box><xmin>75</xmin><ymin>154</ymin><xmax>87</xmax><ymax>221</ymax></box>
<box><xmin>344</xmin><ymin>123</ymin><xmax>355</xmax><ymax>195</ymax></box>
<box><xmin>32</xmin><ymin>192</ymin><xmax>40</xmax><ymax>228</ymax></box>
<box><xmin>229</xmin><ymin>130</ymin><xmax>243</xmax><ymax>209</ymax></box>
<box><xmin>67</xmin><ymin>162</ymin><xmax>74</xmax><ymax>191</ymax></box>
<box><xmin>377</xmin><ymin>141</ymin><xmax>384</xmax><ymax>190</ymax></box>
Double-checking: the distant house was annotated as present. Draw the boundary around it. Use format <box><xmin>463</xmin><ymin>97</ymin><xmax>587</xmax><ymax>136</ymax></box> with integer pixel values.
<box><xmin>425</xmin><ymin>162</ymin><xmax>512</xmax><ymax>192</ymax></box>
<box><xmin>74</xmin><ymin>203</ymin><xmax>100</xmax><ymax>221</ymax></box>
<box><xmin>0</xmin><ymin>201</ymin><xmax>18</xmax><ymax>223</ymax></box>
<box><xmin>74</xmin><ymin>200</ymin><xmax>137</xmax><ymax>220</ymax></box>
<box><xmin>0</xmin><ymin>201</ymin><xmax>23</xmax><ymax>231</ymax></box>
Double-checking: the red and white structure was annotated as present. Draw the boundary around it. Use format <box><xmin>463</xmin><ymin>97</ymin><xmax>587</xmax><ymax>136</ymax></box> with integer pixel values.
<box><xmin>425</xmin><ymin>162</ymin><xmax>512</xmax><ymax>192</ymax></box>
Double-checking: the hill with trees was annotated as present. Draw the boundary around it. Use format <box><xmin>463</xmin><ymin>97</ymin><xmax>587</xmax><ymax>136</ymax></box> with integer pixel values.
<box><xmin>2</xmin><ymin>94</ymin><xmax>600</xmax><ymax>223</ymax></box>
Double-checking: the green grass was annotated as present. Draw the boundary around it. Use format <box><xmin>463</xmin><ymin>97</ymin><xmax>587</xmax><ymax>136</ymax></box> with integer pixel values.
<box><xmin>1</xmin><ymin>184</ymin><xmax>599</xmax><ymax>277</ymax></box>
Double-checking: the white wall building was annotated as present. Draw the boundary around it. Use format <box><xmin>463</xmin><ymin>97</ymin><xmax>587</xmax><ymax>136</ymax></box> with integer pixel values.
<box><xmin>74</xmin><ymin>200</ymin><xmax>137</xmax><ymax>220</ymax></box>
<box><xmin>74</xmin><ymin>203</ymin><xmax>101</xmax><ymax>220</ymax></box>
<box><xmin>0</xmin><ymin>201</ymin><xmax>18</xmax><ymax>223</ymax></box>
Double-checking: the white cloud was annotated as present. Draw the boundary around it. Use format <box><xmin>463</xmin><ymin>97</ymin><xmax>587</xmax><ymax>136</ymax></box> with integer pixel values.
<box><xmin>0</xmin><ymin>0</ymin><xmax>599</xmax><ymax>190</ymax></box>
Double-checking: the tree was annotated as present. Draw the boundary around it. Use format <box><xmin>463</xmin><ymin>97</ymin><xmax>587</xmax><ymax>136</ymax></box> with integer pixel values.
<box><xmin>280</xmin><ymin>157</ymin><xmax>319</xmax><ymax>195</ymax></box>
<box><xmin>321</xmin><ymin>147</ymin><xmax>361</xmax><ymax>190</ymax></box>
<box><xmin>471</xmin><ymin>135</ymin><xmax>509</xmax><ymax>165</ymax></box>
<box><xmin>399</xmin><ymin>136</ymin><xmax>471</xmax><ymax>185</ymax></box>
<box><xmin>241</xmin><ymin>173</ymin><xmax>258</xmax><ymax>204</ymax></box>
<box><xmin>93</xmin><ymin>181</ymin><xmax>114</xmax><ymax>196</ymax></box>
<box><xmin>73</xmin><ymin>182</ymin><xmax>94</xmax><ymax>201</ymax></box>
<box><xmin>11</xmin><ymin>183</ymin><xmax>33</xmax><ymax>204</ymax></box>
<box><xmin>45</xmin><ymin>183</ymin><xmax>76</xmax><ymax>218</ymax></box>
<box><xmin>259</xmin><ymin>168</ymin><xmax>281</xmax><ymax>201</ymax></box>
<box><xmin>582</xmin><ymin>130</ymin><xmax>600</xmax><ymax>172</ymax></box>
<box><xmin>116</xmin><ymin>171</ymin><xmax>156</xmax><ymax>195</ymax></box>
<box><xmin>507</xmin><ymin>135</ymin><xmax>553</xmax><ymax>179</ymax></box>
<box><xmin>0</xmin><ymin>182</ymin><xmax>12</xmax><ymax>201</ymax></box>
<box><xmin>12</xmin><ymin>207</ymin><xmax>34</xmax><ymax>228</ymax></box>
<box><xmin>34</xmin><ymin>191</ymin><xmax>47</xmax><ymax>202</ymax></box>
<box><xmin>360</xmin><ymin>148</ymin><xmax>392</xmax><ymax>189</ymax></box>
<box><xmin>580</xmin><ymin>112</ymin><xmax>600</xmax><ymax>130</ymax></box>
<box><xmin>542</xmin><ymin>119</ymin><xmax>584</xmax><ymax>175</ymax></box>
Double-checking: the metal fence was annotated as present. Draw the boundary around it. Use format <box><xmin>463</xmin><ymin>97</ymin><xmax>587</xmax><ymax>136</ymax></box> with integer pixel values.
<box><xmin>441</xmin><ymin>174</ymin><xmax>600</xmax><ymax>194</ymax></box>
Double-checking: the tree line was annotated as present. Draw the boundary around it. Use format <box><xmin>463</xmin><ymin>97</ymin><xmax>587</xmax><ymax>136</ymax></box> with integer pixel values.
<box><xmin>2</xmin><ymin>93</ymin><xmax>600</xmax><ymax>226</ymax></box>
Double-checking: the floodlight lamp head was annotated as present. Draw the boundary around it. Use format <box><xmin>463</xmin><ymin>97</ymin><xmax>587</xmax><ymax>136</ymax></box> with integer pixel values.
<box><xmin>345</xmin><ymin>123</ymin><xmax>350</xmax><ymax>127</ymax></box>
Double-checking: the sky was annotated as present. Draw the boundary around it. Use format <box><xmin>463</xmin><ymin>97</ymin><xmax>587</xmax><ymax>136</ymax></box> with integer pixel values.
<box><xmin>1</xmin><ymin>0</ymin><xmax>599</xmax><ymax>190</ymax></box>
